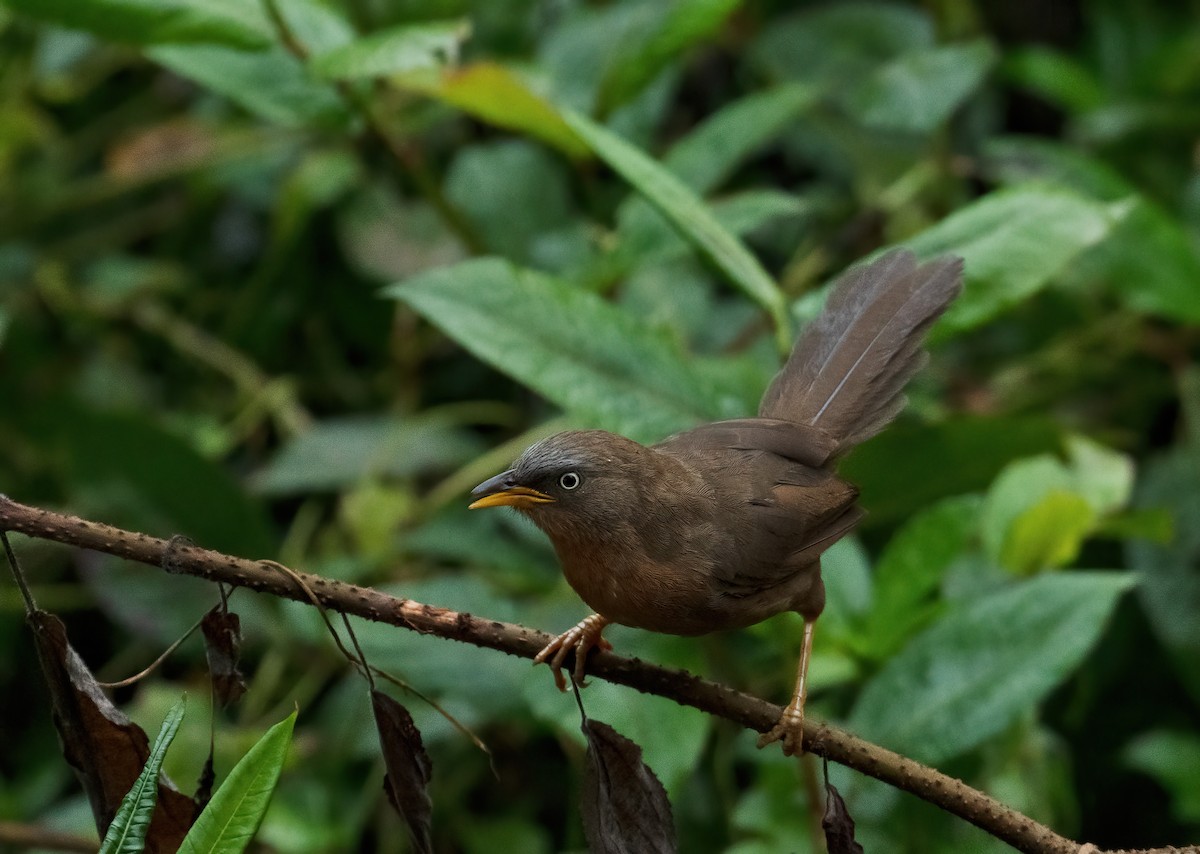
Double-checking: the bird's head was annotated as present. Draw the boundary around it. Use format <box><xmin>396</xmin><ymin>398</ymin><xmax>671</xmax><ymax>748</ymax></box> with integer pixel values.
<box><xmin>468</xmin><ymin>430</ymin><xmax>650</xmax><ymax>537</ymax></box>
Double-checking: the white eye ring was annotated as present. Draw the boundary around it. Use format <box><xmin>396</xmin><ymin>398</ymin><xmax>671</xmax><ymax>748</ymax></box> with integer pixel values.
<box><xmin>559</xmin><ymin>472</ymin><xmax>581</xmax><ymax>490</ymax></box>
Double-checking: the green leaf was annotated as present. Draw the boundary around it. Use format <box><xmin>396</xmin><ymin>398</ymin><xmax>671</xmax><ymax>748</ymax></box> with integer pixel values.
<box><xmin>149</xmin><ymin>43</ymin><xmax>349</xmax><ymax>128</ymax></box>
<box><xmin>1003</xmin><ymin>47</ymin><xmax>1106</xmax><ymax>113</ymax></box>
<box><xmin>842</xmin><ymin>40</ymin><xmax>996</xmax><ymax>133</ymax></box>
<box><xmin>99</xmin><ymin>698</ymin><xmax>187</xmax><ymax>854</ymax></box>
<box><xmin>597</xmin><ymin>0</ymin><xmax>741</xmax><ymax>113</ymax></box>
<box><xmin>656</xmin><ymin>84</ymin><xmax>820</xmax><ymax>193</ymax></box>
<box><xmin>1</xmin><ymin>0</ymin><xmax>271</xmax><ymax>48</ymax></box>
<box><xmin>311</xmin><ymin>19</ymin><xmax>470</xmax><ymax>81</ymax></box>
<box><xmin>146</xmin><ymin>0</ymin><xmax>355</xmax><ymax>128</ymax></box>
<box><xmin>1123</xmin><ymin>730</ymin><xmax>1200</xmax><ymax>824</ymax></box>
<box><xmin>850</xmin><ymin>572</ymin><xmax>1134</xmax><ymax>764</ymax></box>
<box><xmin>400</xmin><ymin>62</ymin><xmax>588</xmax><ymax>159</ymax></box>
<box><xmin>861</xmin><ymin>495</ymin><xmax>982</xmax><ymax>658</ymax></box>
<box><xmin>563</xmin><ymin>110</ymin><xmax>790</xmax><ymax>347</ymax></box>
<box><xmin>981</xmin><ymin>436</ymin><xmax>1132</xmax><ymax>573</ymax></box>
<box><xmin>387</xmin><ymin>258</ymin><xmax>735</xmax><ymax>443</ymax></box>
<box><xmin>251</xmin><ymin>415</ymin><xmax>485</xmax><ymax>496</ymax></box>
<box><xmin>178</xmin><ymin>711</ymin><xmax>297</xmax><ymax>854</ymax></box>
<box><xmin>1001</xmin><ymin>490</ymin><xmax>1095</xmax><ymax>575</ymax></box>
<box><xmin>903</xmin><ymin>184</ymin><xmax>1122</xmax><ymax>336</ymax></box>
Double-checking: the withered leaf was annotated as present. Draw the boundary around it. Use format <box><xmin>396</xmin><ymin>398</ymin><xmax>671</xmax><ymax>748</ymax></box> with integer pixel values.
<box><xmin>822</xmin><ymin>781</ymin><xmax>864</xmax><ymax>854</ymax></box>
<box><xmin>200</xmin><ymin>606</ymin><xmax>246</xmax><ymax>707</ymax></box>
<box><xmin>28</xmin><ymin>610</ymin><xmax>197</xmax><ymax>853</ymax></box>
<box><xmin>371</xmin><ymin>690</ymin><xmax>433</xmax><ymax>854</ymax></box>
<box><xmin>580</xmin><ymin>719</ymin><xmax>676</xmax><ymax>854</ymax></box>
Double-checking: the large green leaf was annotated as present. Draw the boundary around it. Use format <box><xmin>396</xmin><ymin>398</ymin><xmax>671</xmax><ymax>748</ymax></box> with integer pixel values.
<box><xmin>178</xmin><ymin>711</ymin><xmax>296</xmax><ymax>854</ymax></box>
<box><xmin>849</xmin><ymin>572</ymin><xmax>1134</xmax><ymax>764</ymax></box>
<box><xmin>564</xmin><ymin>110</ymin><xmax>790</xmax><ymax>347</ymax></box>
<box><xmin>387</xmin><ymin>258</ymin><xmax>736</xmax><ymax>443</ymax></box>
<box><xmin>311</xmin><ymin>19</ymin><xmax>469</xmax><ymax>81</ymax></box>
<box><xmin>903</xmin><ymin>184</ymin><xmax>1123</xmax><ymax>336</ymax></box>
<box><xmin>842</xmin><ymin>40</ymin><xmax>996</xmax><ymax>133</ymax></box>
<box><xmin>99</xmin><ymin>698</ymin><xmax>187</xmax><ymax>854</ymax></box>
<box><xmin>1</xmin><ymin>0</ymin><xmax>270</xmax><ymax>49</ymax></box>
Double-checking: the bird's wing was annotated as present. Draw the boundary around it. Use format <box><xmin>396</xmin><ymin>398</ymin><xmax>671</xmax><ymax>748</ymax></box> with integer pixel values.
<box><xmin>654</xmin><ymin>421</ymin><xmax>859</xmax><ymax>595</ymax></box>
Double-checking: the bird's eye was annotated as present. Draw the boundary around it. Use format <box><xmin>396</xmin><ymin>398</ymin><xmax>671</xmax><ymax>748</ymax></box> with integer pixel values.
<box><xmin>559</xmin><ymin>472</ymin><xmax>581</xmax><ymax>490</ymax></box>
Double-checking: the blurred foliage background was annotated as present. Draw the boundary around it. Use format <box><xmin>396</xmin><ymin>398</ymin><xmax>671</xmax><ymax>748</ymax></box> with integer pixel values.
<box><xmin>2</xmin><ymin>0</ymin><xmax>1199</xmax><ymax>851</ymax></box>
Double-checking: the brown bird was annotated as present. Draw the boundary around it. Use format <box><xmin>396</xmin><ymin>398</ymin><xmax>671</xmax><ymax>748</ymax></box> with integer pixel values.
<box><xmin>469</xmin><ymin>249</ymin><xmax>962</xmax><ymax>754</ymax></box>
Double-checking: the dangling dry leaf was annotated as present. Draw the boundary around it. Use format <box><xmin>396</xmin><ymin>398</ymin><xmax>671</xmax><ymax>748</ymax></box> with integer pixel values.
<box><xmin>580</xmin><ymin>718</ymin><xmax>676</xmax><ymax>854</ymax></box>
<box><xmin>28</xmin><ymin>610</ymin><xmax>197</xmax><ymax>852</ymax></box>
<box><xmin>371</xmin><ymin>690</ymin><xmax>433</xmax><ymax>854</ymax></box>
<box><xmin>200</xmin><ymin>606</ymin><xmax>246</xmax><ymax>707</ymax></box>
<box><xmin>822</xmin><ymin>780</ymin><xmax>864</xmax><ymax>854</ymax></box>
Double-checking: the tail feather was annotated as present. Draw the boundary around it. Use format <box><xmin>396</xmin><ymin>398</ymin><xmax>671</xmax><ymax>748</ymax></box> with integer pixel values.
<box><xmin>759</xmin><ymin>249</ymin><xmax>962</xmax><ymax>453</ymax></box>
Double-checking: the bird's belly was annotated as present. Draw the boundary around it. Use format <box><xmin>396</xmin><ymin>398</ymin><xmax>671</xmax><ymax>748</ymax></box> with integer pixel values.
<box><xmin>558</xmin><ymin>550</ymin><xmax>726</xmax><ymax>636</ymax></box>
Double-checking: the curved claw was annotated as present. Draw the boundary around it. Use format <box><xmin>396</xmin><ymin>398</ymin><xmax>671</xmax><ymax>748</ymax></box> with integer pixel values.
<box><xmin>534</xmin><ymin>614</ymin><xmax>611</xmax><ymax>691</ymax></box>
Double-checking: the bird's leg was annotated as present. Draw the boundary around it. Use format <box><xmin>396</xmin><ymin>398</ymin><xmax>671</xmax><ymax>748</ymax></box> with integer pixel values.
<box><xmin>757</xmin><ymin>618</ymin><xmax>815</xmax><ymax>756</ymax></box>
<box><xmin>533</xmin><ymin>614</ymin><xmax>612</xmax><ymax>691</ymax></box>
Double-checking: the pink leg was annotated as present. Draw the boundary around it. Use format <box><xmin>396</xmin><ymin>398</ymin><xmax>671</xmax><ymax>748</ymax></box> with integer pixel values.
<box><xmin>757</xmin><ymin>618</ymin><xmax>815</xmax><ymax>756</ymax></box>
<box><xmin>533</xmin><ymin>614</ymin><xmax>612</xmax><ymax>691</ymax></box>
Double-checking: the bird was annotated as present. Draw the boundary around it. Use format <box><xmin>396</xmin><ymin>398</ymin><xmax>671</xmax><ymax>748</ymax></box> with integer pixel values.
<box><xmin>468</xmin><ymin>249</ymin><xmax>963</xmax><ymax>755</ymax></box>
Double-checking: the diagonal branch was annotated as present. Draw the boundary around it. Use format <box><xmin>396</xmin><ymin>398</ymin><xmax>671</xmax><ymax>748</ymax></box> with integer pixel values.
<box><xmin>0</xmin><ymin>496</ymin><xmax>1185</xmax><ymax>854</ymax></box>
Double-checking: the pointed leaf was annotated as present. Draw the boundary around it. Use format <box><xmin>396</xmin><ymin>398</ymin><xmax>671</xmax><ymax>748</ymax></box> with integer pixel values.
<box><xmin>387</xmin><ymin>258</ymin><xmax>734</xmax><ymax>443</ymax></box>
<box><xmin>903</xmin><ymin>185</ymin><xmax>1122</xmax><ymax>336</ymax></box>
<box><xmin>563</xmin><ymin>110</ymin><xmax>790</xmax><ymax>346</ymax></box>
<box><xmin>401</xmin><ymin>63</ymin><xmax>588</xmax><ymax>159</ymax></box>
<box><xmin>849</xmin><ymin>572</ymin><xmax>1134</xmax><ymax>764</ymax></box>
<box><xmin>99</xmin><ymin>698</ymin><xmax>187</xmax><ymax>854</ymax></box>
<box><xmin>371</xmin><ymin>692</ymin><xmax>433</xmax><ymax>854</ymax></box>
<box><xmin>581</xmin><ymin>718</ymin><xmax>676</xmax><ymax>854</ymax></box>
<box><xmin>311</xmin><ymin>19</ymin><xmax>470</xmax><ymax>80</ymax></box>
<box><xmin>178</xmin><ymin>710</ymin><xmax>296</xmax><ymax>854</ymax></box>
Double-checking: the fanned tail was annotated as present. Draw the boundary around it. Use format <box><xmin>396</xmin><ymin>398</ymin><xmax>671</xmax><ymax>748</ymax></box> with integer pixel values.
<box><xmin>759</xmin><ymin>249</ymin><xmax>963</xmax><ymax>454</ymax></box>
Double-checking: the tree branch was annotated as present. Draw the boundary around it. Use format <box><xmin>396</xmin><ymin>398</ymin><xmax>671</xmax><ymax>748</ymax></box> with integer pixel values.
<box><xmin>0</xmin><ymin>496</ymin><xmax>1189</xmax><ymax>854</ymax></box>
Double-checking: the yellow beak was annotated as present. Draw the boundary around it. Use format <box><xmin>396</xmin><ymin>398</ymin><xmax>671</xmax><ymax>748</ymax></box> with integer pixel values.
<box><xmin>468</xmin><ymin>471</ymin><xmax>555</xmax><ymax>510</ymax></box>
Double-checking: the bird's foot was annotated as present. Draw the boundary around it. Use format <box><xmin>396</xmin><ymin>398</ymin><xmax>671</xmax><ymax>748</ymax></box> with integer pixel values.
<box><xmin>757</xmin><ymin>699</ymin><xmax>805</xmax><ymax>756</ymax></box>
<box><xmin>534</xmin><ymin>614</ymin><xmax>612</xmax><ymax>691</ymax></box>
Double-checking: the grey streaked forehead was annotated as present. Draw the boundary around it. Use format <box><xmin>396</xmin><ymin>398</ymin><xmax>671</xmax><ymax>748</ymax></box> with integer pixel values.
<box><xmin>513</xmin><ymin>434</ymin><xmax>591</xmax><ymax>480</ymax></box>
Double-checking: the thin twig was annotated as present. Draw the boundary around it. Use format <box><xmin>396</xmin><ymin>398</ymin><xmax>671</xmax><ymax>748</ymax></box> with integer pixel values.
<box><xmin>0</xmin><ymin>496</ymin><xmax>1190</xmax><ymax>854</ymax></box>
